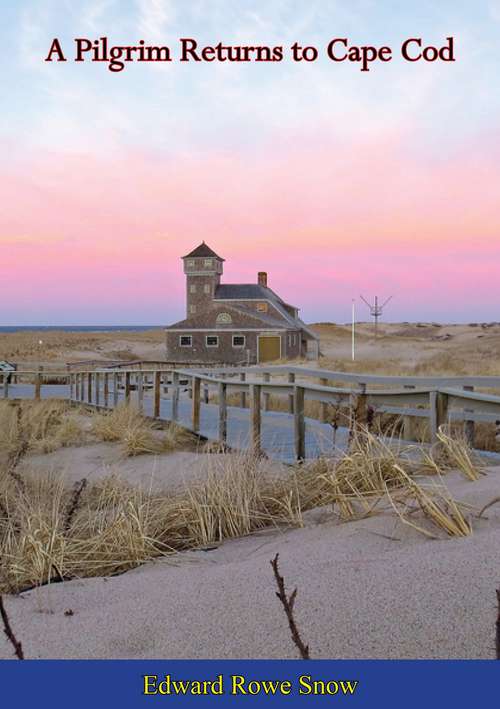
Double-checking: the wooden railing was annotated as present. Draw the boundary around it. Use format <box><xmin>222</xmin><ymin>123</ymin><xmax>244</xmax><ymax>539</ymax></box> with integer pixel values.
<box><xmin>2</xmin><ymin>365</ymin><xmax>500</xmax><ymax>460</ymax></box>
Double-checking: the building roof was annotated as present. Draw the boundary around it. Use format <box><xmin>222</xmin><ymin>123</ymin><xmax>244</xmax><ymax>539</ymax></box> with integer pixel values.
<box><xmin>165</xmin><ymin>303</ymin><xmax>288</xmax><ymax>331</ymax></box>
<box><xmin>215</xmin><ymin>284</ymin><xmax>272</xmax><ymax>300</ymax></box>
<box><xmin>213</xmin><ymin>284</ymin><xmax>319</xmax><ymax>340</ymax></box>
<box><xmin>183</xmin><ymin>241</ymin><xmax>224</xmax><ymax>260</ymax></box>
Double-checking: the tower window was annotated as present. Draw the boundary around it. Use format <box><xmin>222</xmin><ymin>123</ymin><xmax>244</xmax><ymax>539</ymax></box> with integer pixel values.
<box><xmin>179</xmin><ymin>335</ymin><xmax>192</xmax><ymax>347</ymax></box>
<box><xmin>206</xmin><ymin>336</ymin><xmax>219</xmax><ymax>347</ymax></box>
<box><xmin>204</xmin><ymin>283</ymin><xmax>211</xmax><ymax>294</ymax></box>
<box><xmin>232</xmin><ymin>336</ymin><xmax>245</xmax><ymax>348</ymax></box>
<box><xmin>190</xmin><ymin>305</ymin><xmax>196</xmax><ymax>314</ymax></box>
<box><xmin>204</xmin><ymin>259</ymin><xmax>212</xmax><ymax>268</ymax></box>
<box><xmin>190</xmin><ymin>284</ymin><xmax>197</xmax><ymax>294</ymax></box>
<box><xmin>187</xmin><ymin>259</ymin><xmax>195</xmax><ymax>268</ymax></box>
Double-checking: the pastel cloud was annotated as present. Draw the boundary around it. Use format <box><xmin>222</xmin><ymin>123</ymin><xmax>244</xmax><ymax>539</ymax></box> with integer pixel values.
<box><xmin>2</xmin><ymin>126</ymin><xmax>499</xmax><ymax>324</ymax></box>
<box><xmin>2</xmin><ymin>1</ymin><xmax>500</xmax><ymax>324</ymax></box>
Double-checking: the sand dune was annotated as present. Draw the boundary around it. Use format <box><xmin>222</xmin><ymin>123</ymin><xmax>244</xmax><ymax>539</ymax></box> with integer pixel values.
<box><xmin>2</xmin><ymin>465</ymin><xmax>499</xmax><ymax>660</ymax></box>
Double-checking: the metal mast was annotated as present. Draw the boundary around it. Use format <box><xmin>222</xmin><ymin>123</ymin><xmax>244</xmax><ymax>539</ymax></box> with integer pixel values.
<box><xmin>360</xmin><ymin>295</ymin><xmax>393</xmax><ymax>336</ymax></box>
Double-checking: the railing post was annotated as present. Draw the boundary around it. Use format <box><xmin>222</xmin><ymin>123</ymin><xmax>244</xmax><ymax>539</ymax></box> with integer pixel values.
<box><xmin>87</xmin><ymin>372</ymin><xmax>92</xmax><ymax>404</ymax></box>
<box><xmin>192</xmin><ymin>376</ymin><xmax>201</xmax><ymax>431</ymax></box>
<box><xmin>103</xmin><ymin>373</ymin><xmax>109</xmax><ymax>408</ymax></box>
<box><xmin>203</xmin><ymin>383</ymin><xmax>209</xmax><ymax>404</ymax></box>
<box><xmin>95</xmin><ymin>372</ymin><xmax>100</xmax><ymax>407</ymax></box>
<box><xmin>125</xmin><ymin>371</ymin><xmax>131</xmax><ymax>402</ymax></box>
<box><xmin>288</xmin><ymin>372</ymin><xmax>295</xmax><ymax>413</ymax></box>
<box><xmin>35</xmin><ymin>368</ymin><xmax>42</xmax><ymax>401</ymax></box>
<box><xmin>463</xmin><ymin>385</ymin><xmax>475</xmax><ymax>447</ymax></box>
<box><xmin>403</xmin><ymin>384</ymin><xmax>416</xmax><ymax>441</ymax></box>
<box><xmin>263</xmin><ymin>372</ymin><xmax>270</xmax><ymax>411</ymax></box>
<box><xmin>437</xmin><ymin>391</ymin><xmax>449</xmax><ymax>434</ymax></box>
<box><xmin>75</xmin><ymin>373</ymin><xmax>80</xmax><ymax>401</ymax></box>
<box><xmin>3</xmin><ymin>373</ymin><xmax>8</xmax><ymax>399</ymax></box>
<box><xmin>218</xmin><ymin>381</ymin><xmax>227</xmax><ymax>444</ymax></box>
<box><xmin>240</xmin><ymin>372</ymin><xmax>246</xmax><ymax>408</ymax></box>
<box><xmin>172</xmin><ymin>371</ymin><xmax>179</xmax><ymax>421</ymax></box>
<box><xmin>112</xmin><ymin>372</ymin><xmax>119</xmax><ymax>407</ymax></box>
<box><xmin>320</xmin><ymin>377</ymin><xmax>328</xmax><ymax>423</ymax></box>
<box><xmin>495</xmin><ymin>420</ymin><xmax>500</xmax><ymax>452</ymax></box>
<box><xmin>294</xmin><ymin>385</ymin><xmax>305</xmax><ymax>461</ymax></box>
<box><xmin>350</xmin><ymin>382</ymin><xmax>367</xmax><ymax>433</ymax></box>
<box><xmin>137</xmin><ymin>372</ymin><xmax>144</xmax><ymax>412</ymax></box>
<box><xmin>69</xmin><ymin>373</ymin><xmax>74</xmax><ymax>401</ymax></box>
<box><xmin>250</xmin><ymin>384</ymin><xmax>261</xmax><ymax>453</ymax></box>
<box><xmin>429</xmin><ymin>390</ymin><xmax>449</xmax><ymax>442</ymax></box>
<box><xmin>154</xmin><ymin>370</ymin><xmax>161</xmax><ymax>418</ymax></box>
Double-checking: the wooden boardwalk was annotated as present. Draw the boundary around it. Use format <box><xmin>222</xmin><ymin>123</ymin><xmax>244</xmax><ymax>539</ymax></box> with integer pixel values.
<box><xmin>6</xmin><ymin>381</ymin><xmax>348</xmax><ymax>462</ymax></box>
<box><xmin>3</xmin><ymin>364</ymin><xmax>500</xmax><ymax>462</ymax></box>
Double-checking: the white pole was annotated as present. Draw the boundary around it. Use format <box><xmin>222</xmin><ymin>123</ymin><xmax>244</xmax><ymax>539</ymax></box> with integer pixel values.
<box><xmin>351</xmin><ymin>299</ymin><xmax>355</xmax><ymax>362</ymax></box>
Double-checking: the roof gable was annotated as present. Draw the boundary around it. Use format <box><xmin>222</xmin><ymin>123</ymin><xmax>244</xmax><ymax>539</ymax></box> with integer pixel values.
<box><xmin>183</xmin><ymin>242</ymin><xmax>224</xmax><ymax>260</ymax></box>
<box><xmin>165</xmin><ymin>303</ymin><xmax>287</xmax><ymax>330</ymax></box>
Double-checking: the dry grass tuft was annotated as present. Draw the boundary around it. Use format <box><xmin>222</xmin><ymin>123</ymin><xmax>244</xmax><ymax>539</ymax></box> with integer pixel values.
<box><xmin>434</xmin><ymin>426</ymin><xmax>485</xmax><ymax>480</ymax></box>
<box><xmin>0</xmin><ymin>451</ymin><xmax>301</xmax><ymax>592</ymax></box>
<box><xmin>0</xmin><ymin>423</ymin><xmax>484</xmax><ymax>595</ymax></box>
<box><xmin>0</xmin><ymin>401</ymin><xmax>85</xmax><ymax>461</ymax></box>
<box><xmin>294</xmin><ymin>430</ymin><xmax>475</xmax><ymax>538</ymax></box>
<box><xmin>92</xmin><ymin>403</ymin><xmax>194</xmax><ymax>456</ymax></box>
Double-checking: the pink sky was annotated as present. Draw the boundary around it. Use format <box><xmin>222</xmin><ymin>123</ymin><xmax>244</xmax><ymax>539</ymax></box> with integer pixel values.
<box><xmin>3</xmin><ymin>130</ymin><xmax>500</xmax><ymax>324</ymax></box>
<box><xmin>2</xmin><ymin>1</ymin><xmax>500</xmax><ymax>324</ymax></box>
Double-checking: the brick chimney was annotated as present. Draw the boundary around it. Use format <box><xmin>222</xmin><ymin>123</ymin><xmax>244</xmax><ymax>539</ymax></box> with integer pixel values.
<box><xmin>258</xmin><ymin>271</ymin><xmax>268</xmax><ymax>287</ymax></box>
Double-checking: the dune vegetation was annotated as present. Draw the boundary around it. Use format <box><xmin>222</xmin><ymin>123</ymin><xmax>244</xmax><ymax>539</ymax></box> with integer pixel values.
<box><xmin>0</xmin><ymin>397</ymin><xmax>487</xmax><ymax>595</ymax></box>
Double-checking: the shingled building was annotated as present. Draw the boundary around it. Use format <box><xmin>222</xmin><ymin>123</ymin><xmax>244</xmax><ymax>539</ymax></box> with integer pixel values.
<box><xmin>165</xmin><ymin>242</ymin><xmax>319</xmax><ymax>364</ymax></box>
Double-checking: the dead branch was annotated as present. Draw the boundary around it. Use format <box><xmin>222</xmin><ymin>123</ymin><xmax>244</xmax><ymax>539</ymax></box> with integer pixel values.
<box><xmin>478</xmin><ymin>497</ymin><xmax>500</xmax><ymax>519</ymax></box>
<box><xmin>64</xmin><ymin>478</ymin><xmax>88</xmax><ymax>532</ymax></box>
<box><xmin>0</xmin><ymin>595</ymin><xmax>24</xmax><ymax>660</ymax></box>
<box><xmin>270</xmin><ymin>553</ymin><xmax>310</xmax><ymax>659</ymax></box>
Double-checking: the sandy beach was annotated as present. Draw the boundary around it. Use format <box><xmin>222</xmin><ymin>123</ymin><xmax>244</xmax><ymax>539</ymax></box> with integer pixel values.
<box><xmin>1</xmin><ymin>464</ymin><xmax>499</xmax><ymax>659</ymax></box>
<box><xmin>1</xmin><ymin>425</ymin><xmax>499</xmax><ymax>660</ymax></box>
<box><xmin>1</xmin><ymin>325</ymin><xmax>500</xmax><ymax>660</ymax></box>
<box><xmin>2</xmin><ymin>321</ymin><xmax>500</xmax><ymax>375</ymax></box>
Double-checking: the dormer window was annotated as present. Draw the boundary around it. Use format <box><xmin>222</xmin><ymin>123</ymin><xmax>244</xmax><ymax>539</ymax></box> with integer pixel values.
<box><xmin>257</xmin><ymin>303</ymin><xmax>268</xmax><ymax>312</ymax></box>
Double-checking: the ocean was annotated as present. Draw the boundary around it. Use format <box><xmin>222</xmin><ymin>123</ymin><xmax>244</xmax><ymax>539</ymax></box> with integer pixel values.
<box><xmin>0</xmin><ymin>326</ymin><xmax>164</xmax><ymax>333</ymax></box>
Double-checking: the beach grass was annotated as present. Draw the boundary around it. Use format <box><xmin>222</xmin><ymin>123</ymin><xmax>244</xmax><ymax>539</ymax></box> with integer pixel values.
<box><xmin>0</xmin><ymin>403</ymin><xmax>483</xmax><ymax>594</ymax></box>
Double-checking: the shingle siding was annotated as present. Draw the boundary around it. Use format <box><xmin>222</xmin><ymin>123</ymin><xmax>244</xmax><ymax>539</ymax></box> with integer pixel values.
<box><xmin>165</xmin><ymin>243</ymin><xmax>319</xmax><ymax>364</ymax></box>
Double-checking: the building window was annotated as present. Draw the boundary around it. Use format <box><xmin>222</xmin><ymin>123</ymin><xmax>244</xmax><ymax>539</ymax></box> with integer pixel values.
<box><xmin>190</xmin><ymin>284</ymin><xmax>197</xmax><ymax>294</ymax></box>
<box><xmin>190</xmin><ymin>305</ymin><xmax>196</xmax><ymax>314</ymax></box>
<box><xmin>233</xmin><ymin>335</ymin><xmax>245</xmax><ymax>348</ymax></box>
<box><xmin>216</xmin><ymin>312</ymin><xmax>232</xmax><ymax>324</ymax></box>
<box><xmin>204</xmin><ymin>259</ymin><xmax>212</xmax><ymax>268</ymax></box>
<box><xmin>187</xmin><ymin>259</ymin><xmax>195</xmax><ymax>268</ymax></box>
<box><xmin>203</xmin><ymin>283</ymin><xmax>211</xmax><ymax>294</ymax></box>
<box><xmin>179</xmin><ymin>335</ymin><xmax>192</xmax><ymax>347</ymax></box>
<box><xmin>206</xmin><ymin>335</ymin><xmax>219</xmax><ymax>347</ymax></box>
<box><xmin>257</xmin><ymin>303</ymin><xmax>268</xmax><ymax>312</ymax></box>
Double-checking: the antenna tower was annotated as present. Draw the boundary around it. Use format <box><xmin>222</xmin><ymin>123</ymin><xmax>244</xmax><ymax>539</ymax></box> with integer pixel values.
<box><xmin>360</xmin><ymin>295</ymin><xmax>393</xmax><ymax>336</ymax></box>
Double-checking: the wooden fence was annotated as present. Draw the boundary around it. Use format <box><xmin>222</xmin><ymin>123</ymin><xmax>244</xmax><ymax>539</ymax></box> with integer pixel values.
<box><xmin>2</xmin><ymin>365</ymin><xmax>500</xmax><ymax>460</ymax></box>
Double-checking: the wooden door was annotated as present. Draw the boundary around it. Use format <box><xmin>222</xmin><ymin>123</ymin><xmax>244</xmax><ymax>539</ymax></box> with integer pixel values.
<box><xmin>258</xmin><ymin>336</ymin><xmax>281</xmax><ymax>362</ymax></box>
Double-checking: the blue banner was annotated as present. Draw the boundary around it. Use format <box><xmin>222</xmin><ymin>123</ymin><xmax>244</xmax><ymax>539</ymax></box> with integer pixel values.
<box><xmin>0</xmin><ymin>660</ymin><xmax>497</xmax><ymax>708</ymax></box>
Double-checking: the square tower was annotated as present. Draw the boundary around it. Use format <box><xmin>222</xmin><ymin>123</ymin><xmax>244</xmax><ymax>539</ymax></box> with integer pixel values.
<box><xmin>182</xmin><ymin>242</ymin><xmax>224</xmax><ymax>317</ymax></box>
